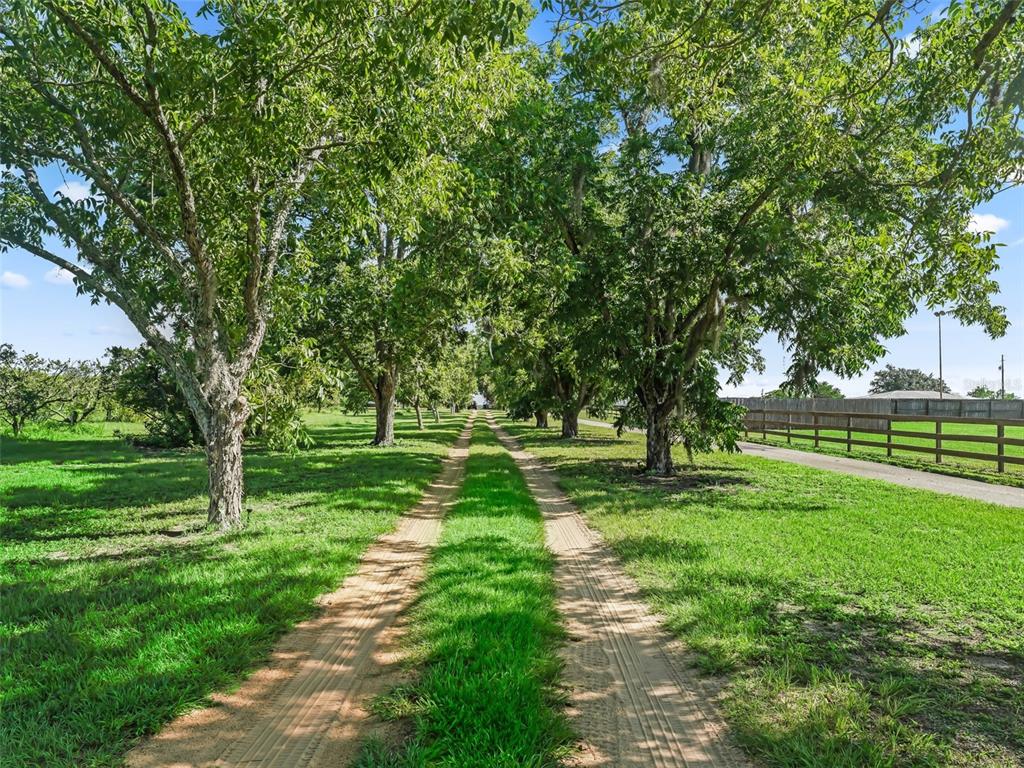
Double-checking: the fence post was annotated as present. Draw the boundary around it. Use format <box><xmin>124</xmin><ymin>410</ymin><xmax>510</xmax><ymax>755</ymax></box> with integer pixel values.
<box><xmin>787</xmin><ymin>413</ymin><xmax>792</xmax><ymax>444</ymax></box>
<box><xmin>813</xmin><ymin>414</ymin><xmax>820</xmax><ymax>448</ymax></box>
<box><xmin>935</xmin><ymin>419</ymin><xmax>942</xmax><ymax>463</ymax></box>
<box><xmin>762</xmin><ymin>410</ymin><xmax>767</xmax><ymax>440</ymax></box>
<box><xmin>997</xmin><ymin>423</ymin><xmax>1005</xmax><ymax>473</ymax></box>
<box><xmin>886</xmin><ymin>419</ymin><xmax>893</xmax><ymax>457</ymax></box>
<box><xmin>846</xmin><ymin>415</ymin><xmax>852</xmax><ymax>452</ymax></box>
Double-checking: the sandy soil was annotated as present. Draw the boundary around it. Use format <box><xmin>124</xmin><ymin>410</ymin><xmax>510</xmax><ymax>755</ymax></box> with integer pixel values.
<box><xmin>125</xmin><ymin>414</ymin><xmax>475</xmax><ymax>768</ymax></box>
<box><xmin>489</xmin><ymin>416</ymin><xmax>747</xmax><ymax>768</ymax></box>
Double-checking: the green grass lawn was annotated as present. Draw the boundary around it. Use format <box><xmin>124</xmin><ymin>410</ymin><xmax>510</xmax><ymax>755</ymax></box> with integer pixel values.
<box><xmin>0</xmin><ymin>411</ymin><xmax>464</xmax><ymax>767</ymax></box>
<box><xmin>359</xmin><ymin>419</ymin><xmax>572</xmax><ymax>768</ymax></box>
<box><xmin>502</xmin><ymin>417</ymin><xmax>1024</xmax><ymax>768</ymax></box>
<box><xmin>742</xmin><ymin>419</ymin><xmax>1024</xmax><ymax>488</ymax></box>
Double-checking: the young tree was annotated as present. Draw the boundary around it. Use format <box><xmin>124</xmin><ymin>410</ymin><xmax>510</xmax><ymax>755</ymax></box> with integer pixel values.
<box><xmin>244</xmin><ymin>338</ymin><xmax>338</xmax><ymax>452</ymax></box>
<box><xmin>538</xmin><ymin>0</ymin><xmax>1021</xmax><ymax>474</ymax></box>
<box><xmin>106</xmin><ymin>345</ymin><xmax>204</xmax><ymax>448</ymax></box>
<box><xmin>0</xmin><ymin>345</ymin><xmax>73</xmax><ymax>434</ymax></box>
<box><xmin>869</xmin><ymin>365</ymin><xmax>950</xmax><ymax>394</ymax></box>
<box><xmin>47</xmin><ymin>359</ymin><xmax>114</xmax><ymax>426</ymax></box>
<box><xmin>1</xmin><ymin>1</ymin><xmax>523</xmax><ymax>525</ymax></box>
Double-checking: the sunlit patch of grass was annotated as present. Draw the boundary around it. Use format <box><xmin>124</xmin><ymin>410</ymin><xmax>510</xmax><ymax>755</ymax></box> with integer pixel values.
<box><xmin>502</xmin><ymin>417</ymin><xmax>1024</xmax><ymax>767</ymax></box>
<box><xmin>359</xmin><ymin>420</ymin><xmax>573</xmax><ymax>768</ymax></box>
<box><xmin>0</xmin><ymin>411</ymin><xmax>464</xmax><ymax>767</ymax></box>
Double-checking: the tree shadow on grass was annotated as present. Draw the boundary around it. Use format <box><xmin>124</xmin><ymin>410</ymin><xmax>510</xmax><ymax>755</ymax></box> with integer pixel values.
<box><xmin>605</xmin><ymin>514</ymin><xmax>1024</xmax><ymax>764</ymax></box>
<box><xmin>2</xmin><ymin>535</ymin><xmax>381</xmax><ymax>766</ymax></box>
<box><xmin>370</xmin><ymin>537</ymin><xmax>570</xmax><ymax>765</ymax></box>
<box><xmin>506</xmin><ymin>430</ymin><xmax>1024</xmax><ymax>764</ymax></box>
<box><xmin>0</xmin><ymin>434</ymin><xmax>147</xmax><ymax>465</ymax></box>
<box><xmin>576</xmin><ymin>457</ymin><xmax>751</xmax><ymax>493</ymax></box>
<box><xmin>1</xmin><ymin>416</ymin><xmax>463</xmax><ymax>544</ymax></box>
<box><xmin>0</xmin><ymin>450</ymin><xmax>439</xmax><ymax>542</ymax></box>
<box><xmin>0</xmin><ymin>414</ymin><xmax>467</xmax><ymax>766</ymax></box>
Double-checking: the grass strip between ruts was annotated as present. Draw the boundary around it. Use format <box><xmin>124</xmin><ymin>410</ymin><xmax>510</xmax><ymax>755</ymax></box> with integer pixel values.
<box><xmin>358</xmin><ymin>419</ymin><xmax>573</xmax><ymax>768</ymax></box>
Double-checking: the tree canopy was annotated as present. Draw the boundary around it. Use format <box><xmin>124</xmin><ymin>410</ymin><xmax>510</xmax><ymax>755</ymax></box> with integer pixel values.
<box><xmin>2</xmin><ymin>0</ymin><xmax>1021</xmax><ymax>511</ymax></box>
<box><xmin>0</xmin><ymin>0</ymin><xmax>527</xmax><ymax>525</ymax></box>
<box><xmin>869</xmin><ymin>365</ymin><xmax>951</xmax><ymax>394</ymax></box>
<box><xmin>496</xmin><ymin>0</ymin><xmax>1021</xmax><ymax>473</ymax></box>
<box><xmin>766</xmin><ymin>382</ymin><xmax>844</xmax><ymax>399</ymax></box>
<box><xmin>967</xmin><ymin>384</ymin><xmax>1017</xmax><ymax>399</ymax></box>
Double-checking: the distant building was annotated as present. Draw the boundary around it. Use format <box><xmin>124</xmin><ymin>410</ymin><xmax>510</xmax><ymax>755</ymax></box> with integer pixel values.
<box><xmin>861</xmin><ymin>389</ymin><xmax>968</xmax><ymax>399</ymax></box>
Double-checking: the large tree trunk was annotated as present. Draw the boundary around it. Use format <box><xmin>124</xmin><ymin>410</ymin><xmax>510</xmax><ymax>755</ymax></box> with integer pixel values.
<box><xmin>560</xmin><ymin>407</ymin><xmax>580</xmax><ymax>438</ymax></box>
<box><xmin>373</xmin><ymin>379</ymin><xmax>397</xmax><ymax>446</ymax></box>
<box><xmin>645</xmin><ymin>406</ymin><xmax>674</xmax><ymax>476</ymax></box>
<box><xmin>534</xmin><ymin>409</ymin><xmax>549</xmax><ymax>428</ymax></box>
<box><xmin>205</xmin><ymin>395</ymin><xmax>249</xmax><ymax>529</ymax></box>
<box><xmin>432</xmin><ymin>407</ymin><xmax>440</xmax><ymax>423</ymax></box>
<box><xmin>414</xmin><ymin>399</ymin><xmax>424</xmax><ymax>430</ymax></box>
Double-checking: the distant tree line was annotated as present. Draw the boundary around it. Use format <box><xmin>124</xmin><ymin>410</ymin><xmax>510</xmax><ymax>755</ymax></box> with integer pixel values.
<box><xmin>0</xmin><ymin>341</ymin><xmax>480</xmax><ymax>448</ymax></box>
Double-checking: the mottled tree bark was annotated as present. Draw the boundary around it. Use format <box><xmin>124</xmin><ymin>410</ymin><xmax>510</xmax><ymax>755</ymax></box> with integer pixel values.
<box><xmin>560</xmin><ymin>407</ymin><xmax>580</xmax><ymax>438</ymax></box>
<box><xmin>645</xmin><ymin>406</ymin><xmax>674</xmax><ymax>476</ymax></box>
<box><xmin>534</xmin><ymin>409</ymin><xmax>549</xmax><ymax>428</ymax></box>
<box><xmin>373</xmin><ymin>374</ymin><xmax>397</xmax><ymax>445</ymax></box>
<box><xmin>204</xmin><ymin>390</ymin><xmax>250</xmax><ymax>529</ymax></box>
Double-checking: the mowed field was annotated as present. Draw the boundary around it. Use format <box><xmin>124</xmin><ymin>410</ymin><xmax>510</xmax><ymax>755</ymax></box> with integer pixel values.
<box><xmin>742</xmin><ymin>419</ymin><xmax>1024</xmax><ymax>487</ymax></box>
<box><xmin>0</xmin><ymin>412</ymin><xmax>464</xmax><ymax>767</ymax></box>
<box><xmin>502</xmin><ymin>417</ymin><xmax>1024</xmax><ymax>767</ymax></box>
<box><xmin>3</xmin><ymin>411</ymin><xmax>1023</xmax><ymax>767</ymax></box>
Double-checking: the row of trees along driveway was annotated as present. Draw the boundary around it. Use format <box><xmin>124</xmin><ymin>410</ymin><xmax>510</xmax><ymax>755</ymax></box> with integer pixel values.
<box><xmin>2</xmin><ymin>0</ymin><xmax>1021</xmax><ymax>523</ymax></box>
<box><xmin>0</xmin><ymin>1</ymin><xmax>525</xmax><ymax>527</ymax></box>
<box><xmin>482</xmin><ymin>0</ymin><xmax>1021</xmax><ymax>473</ymax></box>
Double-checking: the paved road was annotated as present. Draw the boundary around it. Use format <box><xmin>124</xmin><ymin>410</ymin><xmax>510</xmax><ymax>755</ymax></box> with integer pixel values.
<box><xmin>579</xmin><ymin>419</ymin><xmax>1024</xmax><ymax>508</ymax></box>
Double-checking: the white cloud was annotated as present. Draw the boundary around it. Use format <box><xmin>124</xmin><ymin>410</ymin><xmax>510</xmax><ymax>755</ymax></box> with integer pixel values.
<box><xmin>1</xmin><ymin>271</ymin><xmax>30</xmax><ymax>289</ymax></box>
<box><xmin>44</xmin><ymin>266</ymin><xmax>75</xmax><ymax>285</ymax></box>
<box><xmin>54</xmin><ymin>180</ymin><xmax>92</xmax><ymax>202</ymax></box>
<box><xmin>902</xmin><ymin>35</ymin><xmax>922</xmax><ymax>58</ymax></box>
<box><xmin>968</xmin><ymin>213</ymin><xmax>1009</xmax><ymax>234</ymax></box>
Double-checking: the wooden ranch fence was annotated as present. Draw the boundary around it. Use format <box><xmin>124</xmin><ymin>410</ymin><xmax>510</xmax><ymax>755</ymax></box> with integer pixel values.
<box><xmin>740</xmin><ymin>407</ymin><xmax>1024</xmax><ymax>473</ymax></box>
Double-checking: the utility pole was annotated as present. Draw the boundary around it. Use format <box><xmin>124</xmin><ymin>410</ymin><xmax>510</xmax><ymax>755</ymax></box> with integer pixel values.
<box><xmin>999</xmin><ymin>354</ymin><xmax>1005</xmax><ymax>400</ymax></box>
<box><xmin>935</xmin><ymin>310</ymin><xmax>947</xmax><ymax>399</ymax></box>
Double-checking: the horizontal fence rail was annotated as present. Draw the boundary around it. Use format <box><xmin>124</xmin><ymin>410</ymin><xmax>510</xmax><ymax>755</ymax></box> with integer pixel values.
<box><xmin>740</xmin><ymin>407</ymin><xmax>1024</xmax><ymax>473</ymax></box>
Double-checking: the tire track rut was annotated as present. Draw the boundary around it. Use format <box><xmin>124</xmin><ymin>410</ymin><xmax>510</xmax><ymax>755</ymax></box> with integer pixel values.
<box><xmin>487</xmin><ymin>415</ymin><xmax>746</xmax><ymax>768</ymax></box>
<box><xmin>127</xmin><ymin>414</ymin><xmax>475</xmax><ymax>768</ymax></box>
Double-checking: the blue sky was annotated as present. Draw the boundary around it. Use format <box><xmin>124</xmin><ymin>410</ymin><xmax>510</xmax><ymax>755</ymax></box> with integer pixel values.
<box><xmin>2</xmin><ymin>2</ymin><xmax>1021</xmax><ymax>397</ymax></box>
